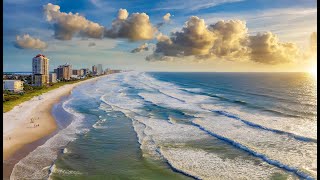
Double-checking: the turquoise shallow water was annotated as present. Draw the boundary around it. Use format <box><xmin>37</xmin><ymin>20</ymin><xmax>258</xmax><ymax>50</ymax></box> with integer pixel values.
<box><xmin>10</xmin><ymin>72</ymin><xmax>317</xmax><ymax>179</ymax></box>
<box><xmin>50</xmin><ymin>103</ymin><xmax>191</xmax><ymax>179</ymax></box>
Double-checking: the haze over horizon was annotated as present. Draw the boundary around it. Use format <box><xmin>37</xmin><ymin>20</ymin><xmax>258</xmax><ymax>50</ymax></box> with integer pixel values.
<box><xmin>4</xmin><ymin>0</ymin><xmax>317</xmax><ymax>72</ymax></box>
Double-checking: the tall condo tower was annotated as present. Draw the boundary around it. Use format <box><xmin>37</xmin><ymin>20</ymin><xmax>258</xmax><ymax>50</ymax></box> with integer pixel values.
<box><xmin>32</xmin><ymin>54</ymin><xmax>49</xmax><ymax>86</ymax></box>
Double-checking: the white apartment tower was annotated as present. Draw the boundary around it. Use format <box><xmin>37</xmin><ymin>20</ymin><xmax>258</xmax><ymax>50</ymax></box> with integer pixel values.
<box><xmin>97</xmin><ymin>64</ymin><xmax>103</xmax><ymax>75</ymax></box>
<box><xmin>32</xmin><ymin>54</ymin><xmax>49</xmax><ymax>86</ymax></box>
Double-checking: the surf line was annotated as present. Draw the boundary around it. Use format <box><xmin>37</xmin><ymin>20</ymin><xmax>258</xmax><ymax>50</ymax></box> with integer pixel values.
<box><xmin>155</xmin><ymin>148</ymin><xmax>200</xmax><ymax>180</ymax></box>
<box><xmin>211</xmin><ymin>110</ymin><xmax>317</xmax><ymax>143</ymax></box>
<box><xmin>130</xmin><ymin>119</ymin><xmax>199</xmax><ymax>180</ymax></box>
<box><xmin>191</xmin><ymin>122</ymin><xmax>314</xmax><ymax>180</ymax></box>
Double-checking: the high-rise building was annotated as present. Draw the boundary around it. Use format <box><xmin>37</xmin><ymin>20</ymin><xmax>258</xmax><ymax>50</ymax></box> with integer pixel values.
<box><xmin>79</xmin><ymin>69</ymin><xmax>84</xmax><ymax>76</ymax></box>
<box><xmin>49</xmin><ymin>73</ymin><xmax>57</xmax><ymax>83</ymax></box>
<box><xmin>97</xmin><ymin>64</ymin><xmax>103</xmax><ymax>75</ymax></box>
<box><xmin>56</xmin><ymin>64</ymin><xmax>72</xmax><ymax>80</ymax></box>
<box><xmin>72</xmin><ymin>69</ymin><xmax>81</xmax><ymax>76</ymax></box>
<box><xmin>92</xmin><ymin>65</ymin><xmax>97</xmax><ymax>75</ymax></box>
<box><xmin>32</xmin><ymin>54</ymin><xmax>49</xmax><ymax>86</ymax></box>
<box><xmin>82</xmin><ymin>68</ymin><xmax>90</xmax><ymax>76</ymax></box>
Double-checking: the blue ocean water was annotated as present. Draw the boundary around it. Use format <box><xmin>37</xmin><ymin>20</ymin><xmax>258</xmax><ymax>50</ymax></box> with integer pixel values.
<box><xmin>11</xmin><ymin>72</ymin><xmax>317</xmax><ymax>179</ymax></box>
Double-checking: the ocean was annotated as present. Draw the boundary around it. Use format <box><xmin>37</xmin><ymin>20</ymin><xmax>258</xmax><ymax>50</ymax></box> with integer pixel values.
<box><xmin>10</xmin><ymin>72</ymin><xmax>317</xmax><ymax>179</ymax></box>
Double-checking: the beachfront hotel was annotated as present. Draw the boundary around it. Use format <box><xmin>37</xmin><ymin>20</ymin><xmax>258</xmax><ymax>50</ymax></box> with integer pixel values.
<box><xmin>55</xmin><ymin>64</ymin><xmax>72</xmax><ymax>81</ymax></box>
<box><xmin>32</xmin><ymin>54</ymin><xmax>49</xmax><ymax>86</ymax></box>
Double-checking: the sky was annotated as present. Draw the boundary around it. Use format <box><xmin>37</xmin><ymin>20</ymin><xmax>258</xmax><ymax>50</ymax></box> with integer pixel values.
<box><xmin>3</xmin><ymin>0</ymin><xmax>317</xmax><ymax>72</ymax></box>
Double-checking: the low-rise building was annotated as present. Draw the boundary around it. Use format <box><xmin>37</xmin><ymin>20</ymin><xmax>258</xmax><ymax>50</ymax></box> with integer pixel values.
<box><xmin>3</xmin><ymin>80</ymin><xmax>24</xmax><ymax>92</ymax></box>
<box><xmin>49</xmin><ymin>73</ymin><xmax>57</xmax><ymax>83</ymax></box>
<box><xmin>71</xmin><ymin>75</ymin><xmax>80</xmax><ymax>79</ymax></box>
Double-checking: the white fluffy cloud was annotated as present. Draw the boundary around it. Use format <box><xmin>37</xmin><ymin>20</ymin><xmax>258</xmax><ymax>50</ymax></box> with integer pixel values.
<box><xmin>208</xmin><ymin>20</ymin><xmax>250</xmax><ymax>60</ymax></box>
<box><xmin>105</xmin><ymin>9</ymin><xmax>157</xmax><ymax>41</ymax></box>
<box><xmin>44</xmin><ymin>3</ymin><xmax>104</xmax><ymax>40</ymax></box>
<box><xmin>148</xmin><ymin>16</ymin><xmax>304</xmax><ymax>64</ymax></box>
<box><xmin>118</xmin><ymin>8</ymin><xmax>129</xmax><ymax>20</ymax></box>
<box><xmin>131</xmin><ymin>43</ymin><xmax>149</xmax><ymax>53</ymax></box>
<box><xmin>249</xmin><ymin>32</ymin><xmax>301</xmax><ymax>64</ymax></box>
<box><xmin>15</xmin><ymin>34</ymin><xmax>48</xmax><ymax>50</ymax></box>
<box><xmin>163</xmin><ymin>13</ymin><xmax>171</xmax><ymax>22</ymax></box>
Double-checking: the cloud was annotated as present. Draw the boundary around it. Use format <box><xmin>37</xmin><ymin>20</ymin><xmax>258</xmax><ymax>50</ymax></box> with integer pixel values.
<box><xmin>148</xmin><ymin>16</ymin><xmax>303</xmax><ymax>64</ymax></box>
<box><xmin>14</xmin><ymin>34</ymin><xmax>48</xmax><ymax>50</ymax></box>
<box><xmin>88</xmin><ymin>42</ymin><xmax>96</xmax><ymax>47</ymax></box>
<box><xmin>118</xmin><ymin>8</ymin><xmax>129</xmax><ymax>20</ymax></box>
<box><xmin>105</xmin><ymin>9</ymin><xmax>157</xmax><ymax>41</ymax></box>
<box><xmin>156</xmin><ymin>13</ymin><xmax>172</xmax><ymax>28</ymax></box>
<box><xmin>248</xmin><ymin>32</ymin><xmax>301</xmax><ymax>64</ymax></box>
<box><xmin>131</xmin><ymin>43</ymin><xmax>149</xmax><ymax>53</ymax></box>
<box><xmin>44</xmin><ymin>3</ymin><xmax>104</xmax><ymax>40</ymax></box>
<box><xmin>208</xmin><ymin>20</ymin><xmax>250</xmax><ymax>60</ymax></box>
<box><xmin>163</xmin><ymin>13</ymin><xmax>171</xmax><ymax>22</ymax></box>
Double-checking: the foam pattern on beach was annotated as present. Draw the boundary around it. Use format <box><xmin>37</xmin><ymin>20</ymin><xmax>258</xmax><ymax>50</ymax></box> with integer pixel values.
<box><xmin>160</xmin><ymin>147</ymin><xmax>297</xmax><ymax>180</ymax></box>
<box><xmin>94</xmin><ymin>72</ymin><xmax>300</xmax><ymax>179</ymax></box>
<box><xmin>11</xmin><ymin>71</ymin><xmax>316</xmax><ymax>179</ymax></box>
<box><xmin>132</xmin><ymin>76</ymin><xmax>316</xmax><ymax>178</ymax></box>
<box><xmin>10</xmin><ymin>98</ymin><xmax>87</xmax><ymax>180</ymax></box>
<box><xmin>92</xmin><ymin>118</ymin><xmax>107</xmax><ymax>129</ymax></box>
<box><xmin>200</xmin><ymin>103</ymin><xmax>317</xmax><ymax>140</ymax></box>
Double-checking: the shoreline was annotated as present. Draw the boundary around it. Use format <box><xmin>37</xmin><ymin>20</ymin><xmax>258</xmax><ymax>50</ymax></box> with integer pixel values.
<box><xmin>3</xmin><ymin>95</ymin><xmax>72</xmax><ymax>180</ymax></box>
<box><xmin>3</xmin><ymin>75</ymin><xmax>108</xmax><ymax>172</ymax></box>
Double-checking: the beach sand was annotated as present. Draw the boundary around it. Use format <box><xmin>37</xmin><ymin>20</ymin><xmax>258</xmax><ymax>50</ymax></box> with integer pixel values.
<box><xmin>3</xmin><ymin>76</ymin><xmax>106</xmax><ymax>161</ymax></box>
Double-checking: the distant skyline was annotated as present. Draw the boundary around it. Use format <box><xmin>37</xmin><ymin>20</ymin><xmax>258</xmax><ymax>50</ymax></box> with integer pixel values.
<box><xmin>4</xmin><ymin>0</ymin><xmax>317</xmax><ymax>72</ymax></box>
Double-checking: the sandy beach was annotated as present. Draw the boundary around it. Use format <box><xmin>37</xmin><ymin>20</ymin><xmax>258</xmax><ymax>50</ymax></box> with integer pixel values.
<box><xmin>3</xmin><ymin>75</ymin><xmax>106</xmax><ymax>161</ymax></box>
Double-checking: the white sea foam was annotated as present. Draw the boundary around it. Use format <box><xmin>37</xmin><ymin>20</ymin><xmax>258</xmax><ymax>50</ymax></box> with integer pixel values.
<box><xmin>96</xmin><ymin>73</ymin><xmax>291</xmax><ymax>179</ymax></box>
<box><xmin>193</xmin><ymin>115</ymin><xmax>317</xmax><ymax>177</ymax></box>
<box><xmin>63</xmin><ymin>148</ymin><xmax>70</xmax><ymax>154</ymax></box>
<box><xmin>129</xmin><ymin>115</ymin><xmax>290</xmax><ymax>179</ymax></box>
<box><xmin>120</xmin><ymin>72</ymin><xmax>316</xmax><ymax>178</ymax></box>
<box><xmin>200</xmin><ymin>104</ymin><xmax>317</xmax><ymax>140</ymax></box>
<box><xmin>48</xmin><ymin>164</ymin><xmax>82</xmax><ymax>179</ymax></box>
<box><xmin>92</xmin><ymin>119</ymin><xmax>108</xmax><ymax>129</ymax></box>
<box><xmin>160</xmin><ymin>147</ymin><xmax>294</xmax><ymax>180</ymax></box>
<box><xmin>10</xmin><ymin>98</ymin><xmax>87</xmax><ymax>180</ymax></box>
<box><xmin>138</xmin><ymin>92</ymin><xmax>206</xmax><ymax>112</ymax></box>
<box><xmin>136</xmin><ymin>72</ymin><xmax>317</xmax><ymax>141</ymax></box>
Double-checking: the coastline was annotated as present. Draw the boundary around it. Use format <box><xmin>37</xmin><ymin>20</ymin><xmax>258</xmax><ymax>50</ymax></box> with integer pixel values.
<box><xmin>3</xmin><ymin>75</ymin><xmax>107</xmax><ymax>161</ymax></box>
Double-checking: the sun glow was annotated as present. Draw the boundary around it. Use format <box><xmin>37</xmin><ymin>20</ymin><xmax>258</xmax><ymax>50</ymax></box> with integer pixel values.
<box><xmin>308</xmin><ymin>65</ymin><xmax>317</xmax><ymax>77</ymax></box>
